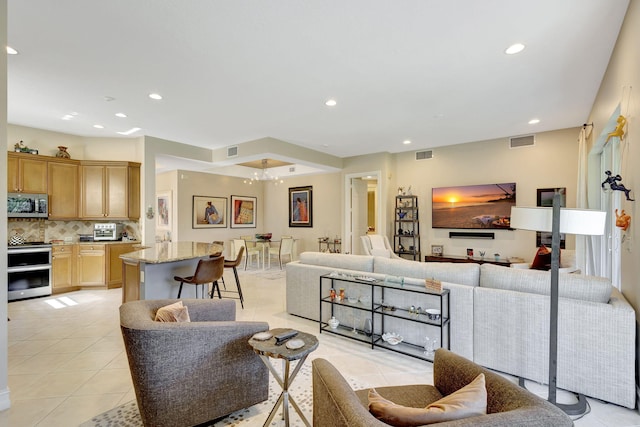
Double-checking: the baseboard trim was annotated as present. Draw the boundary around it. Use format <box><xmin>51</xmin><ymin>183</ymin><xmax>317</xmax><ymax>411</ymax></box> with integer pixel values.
<box><xmin>0</xmin><ymin>387</ymin><xmax>11</xmax><ymax>411</ymax></box>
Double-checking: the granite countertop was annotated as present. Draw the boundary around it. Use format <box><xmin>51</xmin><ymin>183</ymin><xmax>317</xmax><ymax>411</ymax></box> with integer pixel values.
<box><xmin>119</xmin><ymin>241</ymin><xmax>223</xmax><ymax>264</ymax></box>
<box><xmin>50</xmin><ymin>241</ymin><xmax>143</xmax><ymax>246</ymax></box>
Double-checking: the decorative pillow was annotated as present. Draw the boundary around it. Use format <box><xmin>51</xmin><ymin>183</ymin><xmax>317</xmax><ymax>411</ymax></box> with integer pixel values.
<box><xmin>368</xmin><ymin>373</ymin><xmax>487</xmax><ymax>426</ymax></box>
<box><xmin>155</xmin><ymin>301</ymin><xmax>191</xmax><ymax>322</ymax></box>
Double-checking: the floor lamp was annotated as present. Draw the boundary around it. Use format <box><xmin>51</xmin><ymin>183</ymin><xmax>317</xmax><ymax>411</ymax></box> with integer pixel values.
<box><xmin>510</xmin><ymin>192</ymin><xmax>606</xmax><ymax>415</ymax></box>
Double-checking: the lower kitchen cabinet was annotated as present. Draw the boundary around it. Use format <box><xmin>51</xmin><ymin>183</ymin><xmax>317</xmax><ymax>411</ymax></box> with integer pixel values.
<box><xmin>52</xmin><ymin>244</ymin><xmax>77</xmax><ymax>293</ymax></box>
<box><xmin>107</xmin><ymin>243</ymin><xmax>136</xmax><ymax>288</ymax></box>
<box><xmin>77</xmin><ymin>244</ymin><xmax>106</xmax><ymax>286</ymax></box>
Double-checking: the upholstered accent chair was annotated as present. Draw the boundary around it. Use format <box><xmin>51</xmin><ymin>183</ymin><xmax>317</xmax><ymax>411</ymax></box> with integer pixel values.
<box><xmin>120</xmin><ymin>299</ymin><xmax>269</xmax><ymax>427</ymax></box>
<box><xmin>312</xmin><ymin>348</ymin><xmax>572</xmax><ymax>427</ymax></box>
<box><xmin>360</xmin><ymin>234</ymin><xmax>402</xmax><ymax>259</ymax></box>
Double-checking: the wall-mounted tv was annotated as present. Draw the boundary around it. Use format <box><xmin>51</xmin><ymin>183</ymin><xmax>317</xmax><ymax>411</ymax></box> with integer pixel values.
<box><xmin>432</xmin><ymin>183</ymin><xmax>516</xmax><ymax>229</ymax></box>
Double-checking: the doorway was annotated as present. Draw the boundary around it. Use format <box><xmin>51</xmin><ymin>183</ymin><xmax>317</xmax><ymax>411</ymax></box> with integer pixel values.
<box><xmin>344</xmin><ymin>172</ymin><xmax>381</xmax><ymax>255</ymax></box>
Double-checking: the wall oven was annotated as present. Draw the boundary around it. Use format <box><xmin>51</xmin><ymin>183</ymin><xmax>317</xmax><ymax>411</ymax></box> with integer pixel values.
<box><xmin>7</xmin><ymin>243</ymin><xmax>52</xmax><ymax>301</ymax></box>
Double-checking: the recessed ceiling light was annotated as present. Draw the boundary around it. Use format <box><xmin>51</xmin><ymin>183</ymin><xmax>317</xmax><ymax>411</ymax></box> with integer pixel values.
<box><xmin>104</xmin><ymin>96</ymin><xmax>115</xmax><ymax>102</ymax></box>
<box><xmin>70</xmin><ymin>112</ymin><xmax>78</xmax><ymax>116</ymax></box>
<box><xmin>325</xmin><ymin>99</ymin><xmax>337</xmax><ymax>107</ymax></box>
<box><xmin>149</xmin><ymin>93</ymin><xmax>163</xmax><ymax>100</ymax></box>
<box><xmin>61</xmin><ymin>114</ymin><xmax>74</xmax><ymax>120</ymax></box>
<box><xmin>505</xmin><ymin>43</ymin><xmax>525</xmax><ymax>55</ymax></box>
<box><xmin>93</xmin><ymin>124</ymin><xmax>104</xmax><ymax>129</ymax></box>
<box><xmin>6</xmin><ymin>46</ymin><xmax>18</xmax><ymax>55</ymax></box>
<box><xmin>403</xmin><ymin>140</ymin><xmax>412</xmax><ymax>145</ymax></box>
<box><xmin>528</xmin><ymin>118</ymin><xmax>540</xmax><ymax>125</ymax></box>
<box><xmin>117</xmin><ymin>127</ymin><xmax>141</xmax><ymax>135</ymax></box>
<box><xmin>115</xmin><ymin>112</ymin><xmax>127</xmax><ymax>118</ymax></box>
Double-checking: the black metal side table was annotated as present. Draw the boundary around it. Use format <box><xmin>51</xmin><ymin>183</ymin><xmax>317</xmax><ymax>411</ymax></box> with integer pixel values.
<box><xmin>248</xmin><ymin>328</ymin><xmax>319</xmax><ymax>427</ymax></box>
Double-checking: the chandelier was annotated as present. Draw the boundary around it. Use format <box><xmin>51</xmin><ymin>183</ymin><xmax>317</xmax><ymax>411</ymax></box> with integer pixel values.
<box><xmin>243</xmin><ymin>159</ymin><xmax>284</xmax><ymax>185</ymax></box>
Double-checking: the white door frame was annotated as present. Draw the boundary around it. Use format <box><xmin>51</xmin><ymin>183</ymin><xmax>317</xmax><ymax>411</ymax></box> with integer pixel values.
<box><xmin>343</xmin><ymin>171</ymin><xmax>382</xmax><ymax>254</ymax></box>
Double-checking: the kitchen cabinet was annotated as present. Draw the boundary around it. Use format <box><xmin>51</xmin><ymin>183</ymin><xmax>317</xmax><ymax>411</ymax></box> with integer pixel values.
<box><xmin>77</xmin><ymin>244</ymin><xmax>106</xmax><ymax>286</ymax></box>
<box><xmin>7</xmin><ymin>152</ymin><xmax>48</xmax><ymax>193</ymax></box>
<box><xmin>52</xmin><ymin>244</ymin><xmax>78</xmax><ymax>293</ymax></box>
<box><xmin>107</xmin><ymin>242</ymin><xmax>136</xmax><ymax>288</ymax></box>
<box><xmin>47</xmin><ymin>159</ymin><xmax>80</xmax><ymax>220</ymax></box>
<box><xmin>80</xmin><ymin>161</ymin><xmax>141</xmax><ymax>220</ymax></box>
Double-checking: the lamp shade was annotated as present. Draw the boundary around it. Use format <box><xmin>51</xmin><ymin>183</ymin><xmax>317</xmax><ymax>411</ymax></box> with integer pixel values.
<box><xmin>510</xmin><ymin>206</ymin><xmax>606</xmax><ymax>236</ymax></box>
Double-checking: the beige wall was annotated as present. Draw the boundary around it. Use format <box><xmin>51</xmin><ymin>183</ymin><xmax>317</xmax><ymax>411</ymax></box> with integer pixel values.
<box><xmin>587</xmin><ymin>0</ymin><xmax>639</xmax><ymax>387</ymax></box>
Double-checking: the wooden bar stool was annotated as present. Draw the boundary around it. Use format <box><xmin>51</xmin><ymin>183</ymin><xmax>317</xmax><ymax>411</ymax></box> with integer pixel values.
<box><xmin>174</xmin><ymin>255</ymin><xmax>224</xmax><ymax>299</ymax></box>
<box><xmin>219</xmin><ymin>246</ymin><xmax>245</xmax><ymax>308</ymax></box>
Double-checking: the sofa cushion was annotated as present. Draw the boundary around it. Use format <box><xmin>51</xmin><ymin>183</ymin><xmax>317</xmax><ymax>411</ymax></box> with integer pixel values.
<box><xmin>531</xmin><ymin>245</ymin><xmax>552</xmax><ymax>270</ymax></box>
<box><xmin>373</xmin><ymin>256</ymin><xmax>480</xmax><ymax>287</ymax></box>
<box><xmin>480</xmin><ymin>263</ymin><xmax>611</xmax><ymax>303</ymax></box>
<box><xmin>368</xmin><ymin>373</ymin><xmax>487</xmax><ymax>426</ymax></box>
<box><xmin>298</xmin><ymin>252</ymin><xmax>374</xmax><ymax>272</ymax></box>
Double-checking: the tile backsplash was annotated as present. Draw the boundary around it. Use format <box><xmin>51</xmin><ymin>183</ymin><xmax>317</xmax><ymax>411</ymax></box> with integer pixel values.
<box><xmin>7</xmin><ymin>219</ymin><xmax>140</xmax><ymax>243</ymax></box>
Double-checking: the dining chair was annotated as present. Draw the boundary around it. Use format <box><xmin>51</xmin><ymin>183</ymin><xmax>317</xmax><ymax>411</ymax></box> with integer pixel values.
<box><xmin>267</xmin><ymin>236</ymin><xmax>294</xmax><ymax>269</ymax></box>
<box><xmin>173</xmin><ymin>255</ymin><xmax>225</xmax><ymax>298</ymax></box>
<box><xmin>234</xmin><ymin>238</ymin><xmax>260</xmax><ymax>269</ymax></box>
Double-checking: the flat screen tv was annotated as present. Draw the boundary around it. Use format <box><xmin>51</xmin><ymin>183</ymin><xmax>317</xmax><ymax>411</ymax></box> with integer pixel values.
<box><xmin>432</xmin><ymin>182</ymin><xmax>516</xmax><ymax>229</ymax></box>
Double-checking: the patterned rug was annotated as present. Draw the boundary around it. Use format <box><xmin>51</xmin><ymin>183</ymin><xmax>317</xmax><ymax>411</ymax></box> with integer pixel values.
<box><xmin>80</xmin><ymin>361</ymin><xmax>364</xmax><ymax>427</ymax></box>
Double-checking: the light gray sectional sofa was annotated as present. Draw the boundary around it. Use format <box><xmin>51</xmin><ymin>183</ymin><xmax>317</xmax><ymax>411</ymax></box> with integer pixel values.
<box><xmin>285</xmin><ymin>252</ymin><xmax>636</xmax><ymax>409</ymax></box>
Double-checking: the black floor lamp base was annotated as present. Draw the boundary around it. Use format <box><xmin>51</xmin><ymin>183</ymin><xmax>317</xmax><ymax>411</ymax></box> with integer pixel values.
<box><xmin>518</xmin><ymin>377</ymin><xmax>587</xmax><ymax>416</ymax></box>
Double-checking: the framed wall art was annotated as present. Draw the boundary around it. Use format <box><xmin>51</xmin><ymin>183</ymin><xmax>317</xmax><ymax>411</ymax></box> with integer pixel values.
<box><xmin>536</xmin><ymin>187</ymin><xmax>566</xmax><ymax>248</ymax></box>
<box><xmin>156</xmin><ymin>191</ymin><xmax>171</xmax><ymax>230</ymax></box>
<box><xmin>231</xmin><ymin>195</ymin><xmax>257</xmax><ymax>228</ymax></box>
<box><xmin>192</xmin><ymin>195</ymin><xmax>227</xmax><ymax>229</ymax></box>
<box><xmin>289</xmin><ymin>186</ymin><xmax>312</xmax><ymax>227</ymax></box>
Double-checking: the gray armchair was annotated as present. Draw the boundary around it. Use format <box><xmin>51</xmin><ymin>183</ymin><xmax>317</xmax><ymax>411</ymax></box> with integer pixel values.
<box><xmin>120</xmin><ymin>299</ymin><xmax>269</xmax><ymax>427</ymax></box>
<box><xmin>312</xmin><ymin>348</ymin><xmax>573</xmax><ymax>427</ymax></box>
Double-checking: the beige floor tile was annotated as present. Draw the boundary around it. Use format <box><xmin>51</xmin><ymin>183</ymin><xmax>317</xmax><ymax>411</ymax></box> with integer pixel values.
<box><xmin>36</xmin><ymin>393</ymin><xmax>126</xmax><ymax>427</ymax></box>
<box><xmin>0</xmin><ymin>397</ymin><xmax>65</xmax><ymax>427</ymax></box>
<box><xmin>19</xmin><ymin>370</ymin><xmax>98</xmax><ymax>399</ymax></box>
<box><xmin>55</xmin><ymin>349</ymin><xmax>121</xmax><ymax>372</ymax></box>
<box><xmin>8</xmin><ymin>339</ymin><xmax>60</xmax><ymax>356</ymax></box>
<box><xmin>73</xmin><ymin>368</ymin><xmax>133</xmax><ymax>395</ymax></box>
<box><xmin>8</xmin><ymin>352</ymin><xmax>71</xmax><ymax>375</ymax></box>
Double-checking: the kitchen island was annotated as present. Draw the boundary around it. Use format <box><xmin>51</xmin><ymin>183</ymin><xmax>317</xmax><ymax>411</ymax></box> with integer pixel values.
<box><xmin>120</xmin><ymin>241</ymin><xmax>223</xmax><ymax>303</ymax></box>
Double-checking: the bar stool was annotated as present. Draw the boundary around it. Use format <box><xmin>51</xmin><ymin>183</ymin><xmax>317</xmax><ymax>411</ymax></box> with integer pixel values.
<box><xmin>174</xmin><ymin>255</ymin><xmax>224</xmax><ymax>299</ymax></box>
<box><xmin>218</xmin><ymin>246</ymin><xmax>245</xmax><ymax>308</ymax></box>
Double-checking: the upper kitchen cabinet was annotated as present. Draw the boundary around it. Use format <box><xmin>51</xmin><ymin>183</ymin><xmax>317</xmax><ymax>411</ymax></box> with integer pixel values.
<box><xmin>7</xmin><ymin>152</ymin><xmax>48</xmax><ymax>193</ymax></box>
<box><xmin>80</xmin><ymin>161</ymin><xmax>141</xmax><ymax>220</ymax></box>
<box><xmin>48</xmin><ymin>159</ymin><xmax>80</xmax><ymax>220</ymax></box>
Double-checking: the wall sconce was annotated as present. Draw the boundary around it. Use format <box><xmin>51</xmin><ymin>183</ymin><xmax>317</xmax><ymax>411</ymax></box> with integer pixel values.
<box><xmin>146</xmin><ymin>205</ymin><xmax>154</xmax><ymax>220</ymax></box>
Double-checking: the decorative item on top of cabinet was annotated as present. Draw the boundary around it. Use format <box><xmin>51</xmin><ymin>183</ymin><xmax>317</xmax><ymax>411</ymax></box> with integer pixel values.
<box><xmin>56</xmin><ymin>146</ymin><xmax>71</xmax><ymax>159</ymax></box>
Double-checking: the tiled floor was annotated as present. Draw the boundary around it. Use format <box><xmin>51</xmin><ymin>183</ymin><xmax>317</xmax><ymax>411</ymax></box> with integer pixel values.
<box><xmin>3</xmin><ymin>268</ymin><xmax>640</xmax><ymax>426</ymax></box>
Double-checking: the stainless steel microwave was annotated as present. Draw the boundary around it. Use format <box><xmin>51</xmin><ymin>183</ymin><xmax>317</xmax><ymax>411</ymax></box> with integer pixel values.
<box><xmin>7</xmin><ymin>193</ymin><xmax>49</xmax><ymax>218</ymax></box>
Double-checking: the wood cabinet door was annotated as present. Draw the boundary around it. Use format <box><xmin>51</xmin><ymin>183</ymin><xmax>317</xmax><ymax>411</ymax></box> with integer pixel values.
<box><xmin>81</xmin><ymin>165</ymin><xmax>106</xmax><ymax>218</ymax></box>
<box><xmin>20</xmin><ymin>157</ymin><xmax>48</xmax><ymax>193</ymax></box>
<box><xmin>7</xmin><ymin>155</ymin><xmax>19</xmax><ymax>192</ymax></box>
<box><xmin>105</xmin><ymin>165</ymin><xmax>128</xmax><ymax>218</ymax></box>
<box><xmin>107</xmin><ymin>243</ymin><xmax>135</xmax><ymax>288</ymax></box>
<box><xmin>77</xmin><ymin>245</ymin><xmax>106</xmax><ymax>286</ymax></box>
<box><xmin>128</xmin><ymin>164</ymin><xmax>141</xmax><ymax>219</ymax></box>
<box><xmin>52</xmin><ymin>245</ymin><xmax>76</xmax><ymax>290</ymax></box>
<box><xmin>48</xmin><ymin>162</ymin><xmax>79</xmax><ymax>219</ymax></box>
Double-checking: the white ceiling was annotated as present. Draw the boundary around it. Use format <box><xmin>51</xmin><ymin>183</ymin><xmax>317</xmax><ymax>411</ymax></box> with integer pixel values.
<box><xmin>6</xmin><ymin>0</ymin><xmax>629</xmax><ymax>175</ymax></box>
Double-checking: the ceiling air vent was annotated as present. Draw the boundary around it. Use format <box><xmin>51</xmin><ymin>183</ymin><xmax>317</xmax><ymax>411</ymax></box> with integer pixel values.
<box><xmin>415</xmin><ymin>150</ymin><xmax>433</xmax><ymax>160</ymax></box>
<box><xmin>227</xmin><ymin>145</ymin><xmax>238</xmax><ymax>158</ymax></box>
<box><xmin>509</xmin><ymin>135</ymin><xmax>535</xmax><ymax>148</ymax></box>
<box><xmin>289</xmin><ymin>166</ymin><xmax>296</xmax><ymax>173</ymax></box>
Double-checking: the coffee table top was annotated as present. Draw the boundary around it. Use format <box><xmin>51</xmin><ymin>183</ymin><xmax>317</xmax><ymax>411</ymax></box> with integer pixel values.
<box><xmin>249</xmin><ymin>328</ymin><xmax>318</xmax><ymax>361</ymax></box>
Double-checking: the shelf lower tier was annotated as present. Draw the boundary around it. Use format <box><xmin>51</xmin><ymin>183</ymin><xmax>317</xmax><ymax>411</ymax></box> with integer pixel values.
<box><xmin>320</xmin><ymin>323</ymin><xmax>439</xmax><ymax>362</ymax></box>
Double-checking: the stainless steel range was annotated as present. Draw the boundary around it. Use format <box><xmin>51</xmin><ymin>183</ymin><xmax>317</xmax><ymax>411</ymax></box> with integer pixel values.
<box><xmin>7</xmin><ymin>242</ymin><xmax>52</xmax><ymax>301</ymax></box>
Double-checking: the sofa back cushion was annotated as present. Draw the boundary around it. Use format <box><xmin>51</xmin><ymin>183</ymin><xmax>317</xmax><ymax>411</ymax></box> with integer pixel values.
<box><xmin>298</xmin><ymin>252</ymin><xmax>374</xmax><ymax>272</ymax></box>
<box><xmin>480</xmin><ymin>263</ymin><xmax>611</xmax><ymax>303</ymax></box>
<box><xmin>373</xmin><ymin>256</ymin><xmax>480</xmax><ymax>287</ymax></box>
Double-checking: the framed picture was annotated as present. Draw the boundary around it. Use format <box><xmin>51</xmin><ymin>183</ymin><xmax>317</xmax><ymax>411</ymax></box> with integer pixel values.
<box><xmin>156</xmin><ymin>191</ymin><xmax>171</xmax><ymax>230</ymax></box>
<box><xmin>231</xmin><ymin>195</ymin><xmax>257</xmax><ymax>228</ymax></box>
<box><xmin>431</xmin><ymin>244</ymin><xmax>444</xmax><ymax>256</ymax></box>
<box><xmin>289</xmin><ymin>186</ymin><xmax>312</xmax><ymax>227</ymax></box>
<box><xmin>192</xmin><ymin>196</ymin><xmax>227</xmax><ymax>228</ymax></box>
<box><xmin>536</xmin><ymin>188</ymin><xmax>566</xmax><ymax>249</ymax></box>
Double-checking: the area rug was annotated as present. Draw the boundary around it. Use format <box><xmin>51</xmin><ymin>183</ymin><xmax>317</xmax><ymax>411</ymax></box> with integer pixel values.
<box><xmin>80</xmin><ymin>361</ymin><xmax>365</xmax><ymax>427</ymax></box>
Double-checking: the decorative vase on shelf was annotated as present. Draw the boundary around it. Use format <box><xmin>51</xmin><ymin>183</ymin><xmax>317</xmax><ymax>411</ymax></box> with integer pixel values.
<box><xmin>56</xmin><ymin>146</ymin><xmax>71</xmax><ymax>159</ymax></box>
<box><xmin>328</xmin><ymin>316</ymin><xmax>340</xmax><ymax>329</ymax></box>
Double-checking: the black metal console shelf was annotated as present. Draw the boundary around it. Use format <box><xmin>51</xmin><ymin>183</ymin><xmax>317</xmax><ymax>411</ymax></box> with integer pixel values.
<box><xmin>319</xmin><ymin>273</ymin><xmax>450</xmax><ymax>362</ymax></box>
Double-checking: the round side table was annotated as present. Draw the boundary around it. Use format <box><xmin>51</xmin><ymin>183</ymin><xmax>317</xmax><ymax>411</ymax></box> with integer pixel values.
<box><xmin>249</xmin><ymin>328</ymin><xmax>319</xmax><ymax>427</ymax></box>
